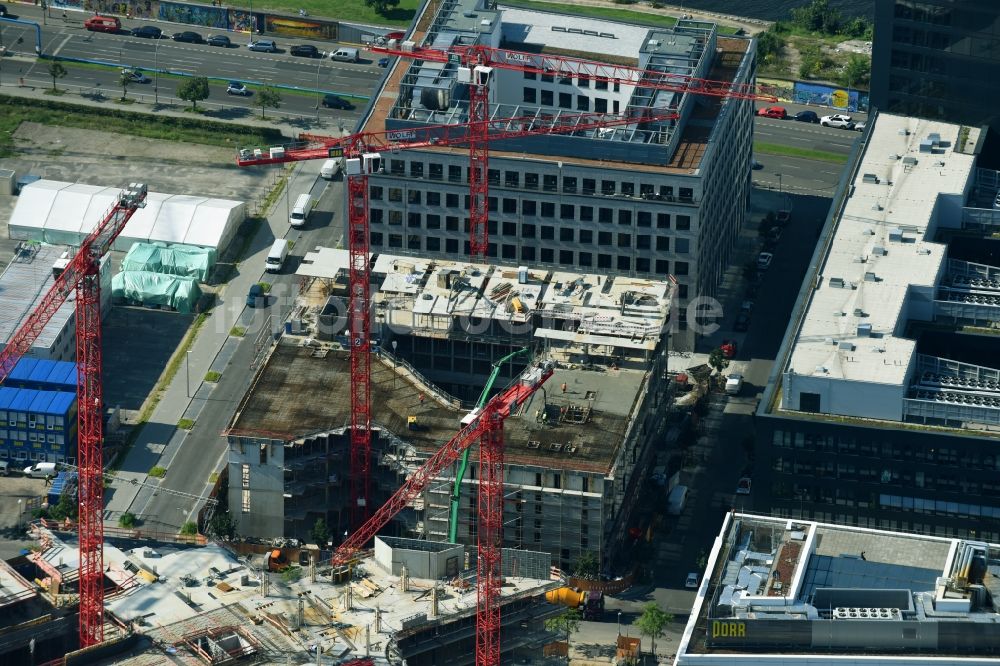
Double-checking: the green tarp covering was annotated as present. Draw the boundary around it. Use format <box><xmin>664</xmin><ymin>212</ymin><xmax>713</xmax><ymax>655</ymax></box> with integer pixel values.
<box><xmin>120</xmin><ymin>242</ymin><xmax>216</xmax><ymax>282</ymax></box>
<box><xmin>111</xmin><ymin>271</ymin><xmax>202</xmax><ymax>314</ymax></box>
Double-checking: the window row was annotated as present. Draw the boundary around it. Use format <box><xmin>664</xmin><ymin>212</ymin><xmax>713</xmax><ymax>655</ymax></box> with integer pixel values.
<box><xmin>522</xmin><ymin>87</ymin><xmax>620</xmax><ymax>114</ymax></box>
<box><xmin>377</xmin><ymin>164</ymin><xmax>696</xmax><ymax>202</ymax></box>
<box><xmin>369</xmin><ymin>194</ymin><xmax>692</xmax><ymax>230</ymax></box>
<box><xmin>524</xmin><ymin>69</ymin><xmax>622</xmax><ymax>92</ymax></box>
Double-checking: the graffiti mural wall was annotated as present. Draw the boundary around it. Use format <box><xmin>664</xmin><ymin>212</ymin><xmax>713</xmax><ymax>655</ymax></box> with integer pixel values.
<box><xmin>793</xmin><ymin>81</ymin><xmax>870</xmax><ymax>113</ymax></box>
<box><xmin>158</xmin><ymin>1</ymin><xmax>227</xmax><ymax>29</ymax></box>
<box><xmin>264</xmin><ymin>15</ymin><xmax>337</xmax><ymax>40</ymax></box>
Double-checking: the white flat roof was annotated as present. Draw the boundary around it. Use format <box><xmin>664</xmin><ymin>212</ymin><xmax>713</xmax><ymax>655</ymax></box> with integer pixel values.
<box><xmin>498</xmin><ymin>7</ymin><xmax>650</xmax><ymax>59</ymax></box>
<box><xmin>787</xmin><ymin>114</ymin><xmax>976</xmax><ymax>386</ymax></box>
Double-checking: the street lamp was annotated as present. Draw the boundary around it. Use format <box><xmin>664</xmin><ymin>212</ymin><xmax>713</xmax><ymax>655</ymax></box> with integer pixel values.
<box><xmin>248</xmin><ymin>0</ymin><xmax>255</xmax><ymax>45</ymax></box>
<box><xmin>775</xmin><ymin>172</ymin><xmax>782</xmax><ymax>195</ymax></box>
<box><xmin>617</xmin><ymin>611</ymin><xmax>622</xmax><ymax>636</ymax></box>
<box><xmin>154</xmin><ymin>35</ymin><xmax>161</xmax><ymax>105</ymax></box>
<box><xmin>16</xmin><ymin>499</ymin><xmax>22</xmax><ymax>530</ymax></box>
<box><xmin>391</xmin><ymin>340</ymin><xmax>398</xmax><ymax>390</ymax></box>
<box><xmin>186</xmin><ymin>350</ymin><xmax>192</xmax><ymax>398</ymax></box>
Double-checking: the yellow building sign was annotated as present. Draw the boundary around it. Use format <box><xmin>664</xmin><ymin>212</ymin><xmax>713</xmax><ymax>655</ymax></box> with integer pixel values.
<box><xmin>711</xmin><ymin>620</ymin><xmax>747</xmax><ymax>638</ymax></box>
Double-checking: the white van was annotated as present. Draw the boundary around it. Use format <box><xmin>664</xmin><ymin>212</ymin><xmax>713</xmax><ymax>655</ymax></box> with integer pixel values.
<box><xmin>24</xmin><ymin>461</ymin><xmax>57</xmax><ymax>478</ymax></box>
<box><xmin>666</xmin><ymin>485</ymin><xmax>688</xmax><ymax>516</ymax></box>
<box><xmin>289</xmin><ymin>193</ymin><xmax>313</xmax><ymax>228</ymax></box>
<box><xmin>332</xmin><ymin>47</ymin><xmax>359</xmax><ymax>62</ymax></box>
<box><xmin>265</xmin><ymin>239</ymin><xmax>291</xmax><ymax>273</ymax></box>
<box><xmin>0</xmin><ymin>460</ymin><xmax>8</xmax><ymax>476</ymax></box>
<box><xmin>321</xmin><ymin>158</ymin><xmax>342</xmax><ymax>179</ymax></box>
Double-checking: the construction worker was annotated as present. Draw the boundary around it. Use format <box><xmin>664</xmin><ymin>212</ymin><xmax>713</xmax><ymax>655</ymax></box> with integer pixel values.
<box><xmin>418</xmin><ymin>393</ymin><xmax>425</xmax><ymax>405</ymax></box>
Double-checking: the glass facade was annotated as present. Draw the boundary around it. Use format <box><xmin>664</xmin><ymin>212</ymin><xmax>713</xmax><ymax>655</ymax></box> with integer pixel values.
<box><xmin>872</xmin><ymin>0</ymin><xmax>1000</xmax><ymax>127</ymax></box>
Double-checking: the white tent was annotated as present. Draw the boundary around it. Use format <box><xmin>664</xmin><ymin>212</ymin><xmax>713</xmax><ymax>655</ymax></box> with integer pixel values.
<box><xmin>9</xmin><ymin>180</ymin><xmax>245</xmax><ymax>254</ymax></box>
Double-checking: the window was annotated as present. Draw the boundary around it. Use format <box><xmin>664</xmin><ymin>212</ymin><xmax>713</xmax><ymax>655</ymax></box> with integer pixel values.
<box><xmin>598</xmin><ymin>231</ymin><xmax>612</xmax><ymax>245</ymax></box>
<box><xmin>560</xmin><ymin>204</ymin><xmax>574</xmax><ymax>220</ymax></box>
<box><xmin>448</xmin><ymin>165</ymin><xmax>463</xmax><ymax>182</ymax></box>
<box><xmin>594</xmin><ymin>98</ymin><xmax>607</xmax><ymax>113</ymax></box>
<box><xmin>388</xmin><ymin>210</ymin><xmax>402</xmax><ymax>226</ymax></box>
<box><xmin>560</xmin><ymin>228</ymin><xmax>574</xmax><ymax>242</ymax></box>
<box><xmin>543</xmin><ymin>175</ymin><xmax>558</xmax><ymax>192</ymax></box>
<box><xmin>503</xmin><ymin>198</ymin><xmax>517</xmax><ymax>214</ymax></box>
<box><xmin>488</xmin><ymin>196</ymin><xmax>498</xmax><ymax>212</ymax></box>
<box><xmin>636</xmin><ymin>257</ymin><xmax>650</xmax><ymax>272</ymax></box>
<box><xmin>370</xmin><ymin>231</ymin><xmax>383</xmax><ymax>245</ymax></box>
<box><xmin>390</xmin><ymin>159</ymin><xmax>404</xmax><ymax>175</ymax></box>
<box><xmin>541</xmin><ymin>226</ymin><xmax>555</xmax><ymax>240</ymax></box>
<box><xmin>598</xmin><ymin>207</ymin><xmax>613</xmax><ymax>223</ymax></box>
<box><xmin>675</xmin><ymin>261</ymin><xmax>689</xmax><ymax>275</ymax></box>
<box><xmin>576</xmin><ymin>95</ymin><xmax>589</xmax><ymax>111</ymax></box>
<box><xmin>525</xmin><ymin>173</ymin><xmax>539</xmax><ymax>190</ymax></box>
<box><xmin>242</xmin><ymin>489</ymin><xmax>251</xmax><ymax>513</ymax></box>
<box><xmin>522</xmin><ymin>246</ymin><xmax>536</xmax><ymax>261</ymax></box>
<box><xmin>523</xmin><ymin>200</ymin><xmax>537</xmax><ymax>216</ymax></box>
<box><xmin>541</xmin><ymin>89</ymin><xmax>553</xmax><ymax>105</ymax></box>
<box><xmin>582</xmin><ymin>178</ymin><xmax>596</xmax><ymax>194</ymax></box>
<box><xmin>601</xmin><ymin>180</ymin><xmax>615</xmax><ymax>195</ymax></box>
<box><xmin>655</xmin><ymin>260</ymin><xmax>670</xmax><ymax>275</ymax></box>
<box><xmin>560</xmin><ymin>249</ymin><xmax>573</xmax><ymax>264</ymax></box>
<box><xmin>657</xmin><ymin>213</ymin><xmax>671</xmax><ymax>229</ymax></box>
<box><xmin>800</xmin><ymin>392</ymin><xmax>822</xmax><ymax>412</ymax></box>
<box><xmin>563</xmin><ymin>176</ymin><xmax>577</xmax><ymax>193</ymax></box>
<box><xmin>241</xmin><ymin>463</ymin><xmax>250</xmax><ymax>487</ymax></box>
<box><xmin>427</xmin><ymin>237</ymin><xmax>440</xmax><ymax>251</ymax></box>
<box><xmin>617</xmin><ymin>233</ymin><xmax>631</xmax><ymax>248</ymax></box>
<box><xmin>505</xmin><ymin>171</ymin><xmax>520</xmax><ymax>188</ymax></box>
<box><xmin>656</xmin><ymin>236</ymin><xmax>670</xmax><ymax>251</ymax></box>
<box><xmin>618</xmin><ymin>210</ymin><xmax>631</xmax><ymax>226</ymax></box>
<box><xmin>621</xmin><ymin>182</ymin><xmax>635</xmax><ymax>197</ymax></box>
<box><xmin>524</xmin><ymin>70</ymin><xmax>537</xmax><ymax>80</ymax></box>
<box><xmin>370</xmin><ymin>185</ymin><xmax>383</xmax><ymax>201</ymax></box>
<box><xmin>579</xmin><ymin>229</ymin><xmax>593</xmax><ymax>244</ymax></box>
<box><xmin>541</xmin><ymin>248</ymin><xmax>554</xmax><ymax>262</ymax></box>
<box><xmin>598</xmin><ymin>254</ymin><xmax>611</xmax><ymax>268</ymax></box>
<box><xmin>579</xmin><ymin>251</ymin><xmax>592</xmax><ymax>266</ymax></box>
<box><xmin>446</xmin><ymin>216</ymin><xmax>459</xmax><ymax>231</ymax></box>
<box><xmin>595</xmin><ymin>79</ymin><xmax>608</xmax><ymax>91</ymax></box>
<box><xmin>427</xmin><ymin>191</ymin><xmax>440</xmax><ymax>206</ymax></box>
<box><xmin>503</xmin><ymin>244</ymin><xmax>516</xmax><ymax>259</ymax></box>
<box><xmin>558</xmin><ymin>92</ymin><xmax>572</xmax><ymax>108</ymax></box>
<box><xmin>679</xmin><ymin>187</ymin><xmax>694</xmax><ymax>202</ymax></box>
<box><xmin>410</xmin><ymin>162</ymin><xmax>424</xmax><ymax>178</ymax></box>
<box><xmin>388</xmin><ymin>188</ymin><xmax>402</xmax><ymax>202</ymax></box>
<box><xmin>638</xmin><ymin>211</ymin><xmax>651</xmax><ymax>227</ymax></box>
<box><xmin>618</xmin><ymin>255</ymin><xmax>631</xmax><ymax>271</ymax></box>
<box><xmin>580</xmin><ymin>206</ymin><xmax>593</xmax><ymax>222</ymax></box>
<box><xmin>523</xmin><ymin>87</ymin><xmax>537</xmax><ymax>104</ymax></box>
<box><xmin>676</xmin><ymin>215</ymin><xmax>691</xmax><ymax>231</ymax></box>
<box><xmin>446</xmin><ymin>193</ymin><xmax>459</xmax><ymax>208</ymax></box>
<box><xmin>408</xmin><ymin>212</ymin><xmax>421</xmax><ymax>227</ymax></box>
<box><xmin>408</xmin><ymin>234</ymin><xmax>421</xmax><ymax>250</ymax></box>
<box><xmin>488</xmin><ymin>169</ymin><xmax>500</xmax><ymax>186</ymax></box>
<box><xmin>407</xmin><ymin>190</ymin><xmax>421</xmax><ymax>204</ymax></box>
<box><xmin>576</xmin><ymin>74</ymin><xmax>590</xmax><ymax>88</ymax></box>
<box><xmin>676</xmin><ymin>238</ymin><xmax>690</xmax><ymax>254</ymax></box>
<box><xmin>446</xmin><ymin>238</ymin><xmax>459</xmax><ymax>253</ymax></box>
<box><xmin>522</xmin><ymin>223</ymin><xmax>536</xmax><ymax>238</ymax></box>
<box><xmin>429</xmin><ymin>163</ymin><xmax>443</xmax><ymax>180</ymax></box>
<box><xmin>541</xmin><ymin>202</ymin><xmax>555</xmax><ymax>217</ymax></box>
<box><xmin>637</xmin><ymin>234</ymin><xmax>651</xmax><ymax>249</ymax></box>
<box><xmin>388</xmin><ymin>233</ymin><xmax>402</xmax><ymax>248</ymax></box>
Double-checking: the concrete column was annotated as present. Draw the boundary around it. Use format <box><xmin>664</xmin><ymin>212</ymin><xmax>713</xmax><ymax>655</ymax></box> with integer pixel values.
<box><xmin>431</xmin><ymin>586</ymin><xmax>439</xmax><ymax>617</ymax></box>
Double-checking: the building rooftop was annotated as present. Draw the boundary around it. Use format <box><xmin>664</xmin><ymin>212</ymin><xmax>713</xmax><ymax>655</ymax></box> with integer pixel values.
<box><xmin>0</xmin><ymin>244</ymin><xmax>75</xmax><ymax>353</ymax></box>
<box><xmin>787</xmin><ymin>114</ymin><xmax>975</xmax><ymax>389</ymax></box>
<box><xmin>676</xmin><ymin>513</ymin><xmax>1000</xmax><ymax>663</ymax></box>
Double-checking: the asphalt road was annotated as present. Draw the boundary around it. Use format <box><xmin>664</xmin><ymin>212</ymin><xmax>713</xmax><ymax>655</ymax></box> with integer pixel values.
<box><xmin>0</xmin><ymin>7</ymin><xmax>383</xmax><ymax>118</ymax></box>
<box><xmin>128</xmin><ymin>171</ymin><xmax>346</xmax><ymax>533</ymax></box>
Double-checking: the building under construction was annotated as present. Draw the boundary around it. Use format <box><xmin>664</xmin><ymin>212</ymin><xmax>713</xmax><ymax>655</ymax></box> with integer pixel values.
<box><xmin>0</xmin><ymin>525</ymin><xmax>559</xmax><ymax>665</ymax></box>
<box><xmin>227</xmin><ymin>249</ymin><xmax>675</xmax><ymax>572</ymax></box>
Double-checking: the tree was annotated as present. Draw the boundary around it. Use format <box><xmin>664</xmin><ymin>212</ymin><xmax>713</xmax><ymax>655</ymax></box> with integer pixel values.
<box><xmin>364</xmin><ymin>0</ymin><xmax>400</xmax><ymax>18</ymax></box>
<box><xmin>790</xmin><ymin>0</ymin><xmax>841</xmax><ymax>35</ymax></box>
<box><xmin>258</xmin><ymin>86</ymin><xmax>281</xmax><ymax>119</ymax></box>
<box><xmin>840</xmin><ymin>53</ymin><xmax>871</xmax><ymax>88</ymax></box>
<box><xmin>281</xmin><ymin>565</ymin><xmax>302</xmax><ymax>584</ymax></box>
<box><xmin>208</xmin><ymin>510</ymin><xmax>237</xmax><ymax>540</ymax></box>
<box><xmin>180</xmin><ymin>520</ymin><xmax>199</xmax><ymax>535</ymax></box>
<box><xmin>572</xmin><ymin>551</ymin><xmax>599</xmax><ymax>580</ymax></box>
<box><xmin>755</xmin><ymin>26</ymin><xmax>785</xmax><ymax>66</ymax></box>
<box><xmin>47</xmin><ymin>61</ymin><xmax>67</xmax><ymax>92</ymax></box>
<box><xmin>48</xmin><ymin>490</ymin><xmax>78</xmax><ymax>521</ymax></box>
<box><xmin>177</xmin><ymin>76</ymin><xmax>210</xmax><ymax>110</ymax></box>
<box><xmin>544</xmin><ymin>606</ymin><xmax>581</xmax><ymax>659</ymax></box>
<box><xmin>118</xmin><ymin>512</ymin><xmax>137</xmax><ymax>528</ymax></box>
<box><xmin>119</xmin><ymin>70</ymin><xmax>132</xmax><ymax>101</ymax></box>
<box><xmin>311</xmin><ymin>517</ymin><xmax>330</xmax><ymax>546</ymax></box>
<box><xmin>635</xmin><ymin>602</ymin><xmax>672</xmax><ymax>658</ymax></box>
<box><xmin>707</xmin><ymin>347</ymin><xmax>729</xmax><ymax>376</ymax></box>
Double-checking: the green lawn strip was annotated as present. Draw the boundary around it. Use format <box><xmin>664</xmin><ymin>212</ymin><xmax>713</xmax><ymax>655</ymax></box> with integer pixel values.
<box><xmin>224</xmin><ymin>0</ymin><xmax>419</xmax><ymax>27</ymax></box>
<box><xmin>0</xmin><ymin>94</ymin><xmax>280</xmax><ymax>157</ymax></box>
<box><xmin>754</xmin><ymin>141</ymin><xmax>848</xmax><ymax>164</ymax></box>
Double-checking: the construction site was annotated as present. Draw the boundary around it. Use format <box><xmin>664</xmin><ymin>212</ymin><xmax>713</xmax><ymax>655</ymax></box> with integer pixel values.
<box><xmin>227</xmin><ymin>248</ymin><xmax>675</xmax><ymax>573</ymax></box>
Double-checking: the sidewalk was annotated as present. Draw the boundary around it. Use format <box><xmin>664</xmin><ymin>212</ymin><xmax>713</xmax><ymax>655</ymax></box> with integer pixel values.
<box><xmin>102</xmin><ymin>158</ymin><xmax>322</xmax><ymax>524</ymax></box>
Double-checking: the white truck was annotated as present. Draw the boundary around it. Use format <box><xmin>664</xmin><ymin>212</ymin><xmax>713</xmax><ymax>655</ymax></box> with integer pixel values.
<box><xmin>666</xmin><ymin>485</ymin><xmax>688</xmax><ymax>516</ymax></box>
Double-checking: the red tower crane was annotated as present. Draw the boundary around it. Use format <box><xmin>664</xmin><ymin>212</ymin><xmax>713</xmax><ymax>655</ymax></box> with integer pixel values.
<box><xmin>0</xmin><ymin>184</ymin><xmax>149</xmax><ymax>647</ymax></box>
<box><xmin>237</xmin><ymin>109</ymin><xmax>677</xmax><ymax>531</ymax></box>
<box><xmin>371</xmin><ymin>41</ymin><xmax>777</xmax><ymax>256</ymax></box>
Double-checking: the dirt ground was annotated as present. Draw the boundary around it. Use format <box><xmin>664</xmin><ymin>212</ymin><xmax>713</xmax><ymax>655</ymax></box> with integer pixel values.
<box><xmin>0</xmin><ymin>476</ymin><xmax>48</xmax><ymax>559</ymax></box>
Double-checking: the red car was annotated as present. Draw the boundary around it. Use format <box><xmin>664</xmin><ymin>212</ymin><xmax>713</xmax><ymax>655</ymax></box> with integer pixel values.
<box><xmin>756</xmin><ymin>106</ymin><xmax>787</xmax><ymax>119</ymax></box>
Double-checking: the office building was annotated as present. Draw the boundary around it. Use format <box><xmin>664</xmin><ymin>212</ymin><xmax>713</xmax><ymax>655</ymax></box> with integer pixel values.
<box><xmin>227</xmin><ymin>250</ymin><xmax>676</xmax><ymax>571</ymax></box>
<box><xmin>0</xmin><ymin>387</ymin><xmax>77</xmax><ymax>465</ymax></box>
<box><xmin>361</xmin><ymin>0</ymin><xmax>756</xmax><ymax>327</ymax></box>
<box><xmin>871</xmin><ymin>0</ymin><xmax>1000</xmax><ymax>129</ymax></box>
<box><xmin>675</xmin><ymin>513</ymin><xmax>1000</xmax><ymax>664</ymax></box>
<box><xmin>756</xmin><ymin>111</ymin><xmax>1000</xmax><ymax>541</ymax></box>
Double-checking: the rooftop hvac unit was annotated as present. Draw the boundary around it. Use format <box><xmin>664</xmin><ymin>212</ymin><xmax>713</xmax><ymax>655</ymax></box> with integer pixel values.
<box><xmin>857</xmin><ymin>323</ymin><xmax>873</xmax><ymax>337</ymax></box>
<box><xmin>928</xmin><ymin>132</ymin><xmax>941</xmax><ymax>144</ymax></box>
<box><xmin>898</xmin><ymin>128</ymin><xmax>910</xmax><ymax>136</ymax></box>
<box><xmin>864</xmin><ymin>272</ymin><xmax>877</xmax><ymax>282</ymax></box>
<box><xmin>889</xmin><ymin>228</ymin><xmax>903</xmax><ymax>242</ymax></box>
<box><xmin>838</xmin><ymin>341</ymin><xmax>855</xmax><ymax>351</ymax></box>
<box><xmin>829</xmin><ymin>277</ymin><xmax>845</xmax><ymax>288</ymax></box>
<box><xmin>834</xmin><ymin>607</ymin><xmax>901</xmax><ymax>620</ymax></box>
<box><xmin>920</xmin><ymin>139</ymin><xmax>934</xmax><ymax>153</ymax></box>
<box><xmin>862</xmin><ymin>173</ymin><xmax>879</xmax><ymax>184</ymax></box>
<box><xmin>902</xmin><ymin>156</ymin><xmax>918</xmax><ymax>166</ymax></box>
<box><xmin>873</xmin><ymin>246</ymin><xmax>887</xmax><ymax>256</ymax></box>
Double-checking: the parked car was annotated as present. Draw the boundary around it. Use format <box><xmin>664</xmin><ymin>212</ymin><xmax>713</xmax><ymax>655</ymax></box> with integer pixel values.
<box><xmin>378</xmin><ymin>57</ymin><xmax>390</xmax><ymax>68</ymax></box>
<box><xmin>993</xmin><ymin>191</ymin><xmax>1000</xmax><ymax>210</ymax></box>
<box><xmin>84</xmin><ymin>15</ymin><xmax>120</xmax><ymax>32</ymax></box>
<box><xmin>130</xmin><ymin>25</ymin><xmax>162</xmax><ymax>39</ymax></box>
<box><xmin>751</xmin><ymin>159</ymin><xmax>763</xmax><ymax>170</ymax></box>
<box><xmin>685</xmin><ymin>573</ymin><xmax>700</xmax><ymax>589</ymax></box>
<box><xmin>734</xmin><ymin>312</ymin><xmax>751</xmax><ymax>332</ymax></box>
<box><xmin>246</xmin><ymin>283</ymin><xmax>266</xmax><ymax>307</ymax></box>
<box><xmin>736</xmin><ymin>476</ymin><xmax>752</xmax><ymax>495</ymax></box>
<box><xmin>776</xmin><ymin>209</ymin><xmax>791</xmax><ymax>226</ymax></box>
<box><xmin>854</xmin><ymin>120</ymin><xmax>867</xmax><ymax>132</ymax></box>
<box><xmin>756</xmin><ymin>105</ymin><xmax>787</xmax><ymax>119</ymax></box>
<box><xmin>172</xmin><ymin>31</ymin><xmax>204</xmax><ymax>43</ymax></box>
<box><xmin>121</xmin><ymin>68</ymin><xmax>151</xmax><ymax>84</ymax></box>
<box><xmin>821</xmin><ymin>113</ymin><xmax>854</xmax><ymax>129</ymax></box>
<box><xmin>725</xmin><ymin>373</ymin><xmax>744</xmax><ymax>396</ymax></box>
<box><xmin>740</xmin><ymin>300</ymin><xmax>754</xmax><ymax>314</ymax></box>
<box><xmin>290</xmin><ymin>44</ymin><xmax>320</xmax><ymax>58</ymax></box>
<box><xmin>322</xmin><ymin>94</ymin><xmax>354</xmax><ymax>110</ymax></box>
<box><xmin>226</xmin><ymin>81</ymin><xmax>250</xmax><ymax>96</ymax></box>
<box><xmin>0</xmin><ymin>6</ymin><xmax>7</xmax><ymax>16</ymax></box>
<box><xmin>793</xmin><ymin>110</ymin><xmax>819</xmax><ymax>123</ymax></box>
<box><xmin>207</xmin><ymin>34</ymin><xmax>231</xmax><ymax>47</ymax></box>
<box><xmin>757</xmin><ymin>251</ymin><xmax>773</xmax><ymax>271</ymax></box>
<box><xmin>249</xmin><ymin>39</ymin><xmax>278</xmax><ymax>53</ymax></box>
